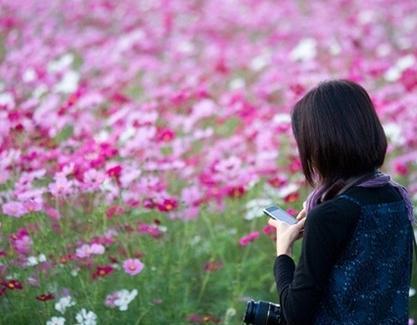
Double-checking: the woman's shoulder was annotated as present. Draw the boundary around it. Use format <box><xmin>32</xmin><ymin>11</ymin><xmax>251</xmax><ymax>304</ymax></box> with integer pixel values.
<box><xmin>339</xmin><ymin>182</ymin><xmax>404</xmax><ymax>205</ymax></box>
<box><xmin>307</xmin><ymin>195</ymin><xmax>362</xmax><ymax>226</ymax></box>
<box><xmin>304</xmin><ymin>196</ymin><xmax>362</xmax><ymax>247</ymax></box>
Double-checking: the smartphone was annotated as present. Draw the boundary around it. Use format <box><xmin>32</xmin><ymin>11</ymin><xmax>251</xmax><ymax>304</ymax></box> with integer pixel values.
<box><xmin>263</xmin><ymin>205</ymin><xmax>297</xmax><ymax>224</ymax></box>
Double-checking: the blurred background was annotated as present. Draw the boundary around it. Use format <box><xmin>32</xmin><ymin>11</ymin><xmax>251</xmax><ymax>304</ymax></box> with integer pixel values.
<box><xmin>1</xmin><ymin>0</ymin><xmax>417</xmax><ymax>324</ymax></box>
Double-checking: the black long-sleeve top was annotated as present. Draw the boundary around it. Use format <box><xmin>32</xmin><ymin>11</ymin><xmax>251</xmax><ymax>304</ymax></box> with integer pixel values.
<box><xmin>273</xmin><ymin>184</ymin><xmax>403</xmax><ymax>324</ymax></box>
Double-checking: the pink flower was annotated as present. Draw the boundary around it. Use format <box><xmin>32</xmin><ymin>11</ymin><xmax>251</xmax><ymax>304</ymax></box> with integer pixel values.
<box><xmin>76</xmin><ymin>243</ymin><xmax>105</xmax><ymax>259</ymax></box>
<box><xmin>81</xmin><ymin>169</ymin><xmax>106</xmax><ymax>192</ymax></box>
<box><xmin>48</xmin><ymin>175</ymin><xmax>73</xmax><ymax>197</ymax></box>
<box><xmin>2</xmin><ymin>201</ymin><xmax>27</xmax><ymax>218</ymax></box>
<box><xmin>22</xmin><ymin>199</ymin><xmax>42</xmax><ymax>213</ymax></box>
<box><xmin>105</xmin><ymin>291</ymin><xmax>119</xmax><ymax>308</ymax></box>
<box><xmin>239</xmin><ymin>231</ymin><xmax>260</xmax><ymax>246</ymax></box>
<box><xmin>90</xmin><ymin>243</ymin><xmax>105</xmax><ymax>255</ymax></box>
<box><xmin>75</xmin><ymin>244</ymin><xmax>91</xmax><ymax>258</ymax></box>
<box><xmin>44</xmin><ymin>205</ymin><xmax>61</xmax><ymax>221</ymax></box>
<box><xmin>122</xmin><ymin>258</ymin><xmax>144</xmax><ymax>276</ymax></box>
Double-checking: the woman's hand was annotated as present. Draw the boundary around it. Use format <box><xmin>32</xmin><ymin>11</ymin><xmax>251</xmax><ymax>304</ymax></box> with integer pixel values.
<box><xmin>268</xmin><ymin>202</ymin><xmax>307</xmax><ymax>257</ymax></box>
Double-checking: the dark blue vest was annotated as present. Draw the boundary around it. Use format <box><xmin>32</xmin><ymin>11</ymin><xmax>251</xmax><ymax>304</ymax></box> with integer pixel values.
<box><xmin>312</xmin><ymin>191</ymin><xmax>413</xmax><ymax>324</ymax></box>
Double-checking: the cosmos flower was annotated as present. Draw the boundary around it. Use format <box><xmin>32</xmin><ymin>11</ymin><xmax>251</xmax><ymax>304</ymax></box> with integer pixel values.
<box><xmin>92</xmin><ymin>265</ymin><xmax>114</xmax><ymax>279</ymax></box>
<box><xmin>239</xmin><ymin>231</ymin><xmax>260</xmax><ymax>246</ymax></box>
<box><xmin>46</xmin><ymin>316</ymin><xmax>66</xmax><ymax>325</ymax></box>
<box><xmin>75</xmin><ymin>243</ymin><xmax>105</xmax><ymax>259</ymax></box>
<box><xmin>137</xmin><ymin>223</ymin><xmax>165</xmax><ymax>238</ymax></box>
<box><xmin>10</xmin><ymin>228</ymin><xmax>33</xmax><ymax>255</ymax></box>
<box><xmin>105</xmin><ymin>289</ymin><xmax>138</xmax><ymax>311</ymax></box>
<box><xmin>81</xmin><ymin>169</ymin><xmax>106</xmax><ymax>192</ymax></box>
<box><xmin>3</xmin><ymin>279</ymin><xmax>23</xmax><ymax>290</ymax></box>
<box><xmin>26</xmin><ymin>254</ymin><xmax>47</xmax><ymax>266</ymax></box>
<box><xmin>55</xmin><ymin>295</ymin><xmax>76</xmax><ymax>314</ymax></box>
<box><xmin>36</xmin><ymin>292</ymin><xmax>55</xmax><ymax>301</ymax></box>
<box><xmin>2</xmin><ymin>201</ymin><xmax>26</xmax><ymax>218</ymax></box>
<box><xmin>203</xmin><ymin>260</ymin><xmax>223</xmax><ymax>272</ymax></box>
<box><xmin>75</xmin><ymin>308</ymin><xmax>97</xmax><ymax>325</ymax></box>
<box><xmin>122</xmin><ymin>258</ymin><xmax>144</xmax><ymax>276</ymax></box>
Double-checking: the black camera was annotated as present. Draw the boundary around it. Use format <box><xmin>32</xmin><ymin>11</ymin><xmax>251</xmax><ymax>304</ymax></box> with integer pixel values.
<box><xmin>243</xmin><ymin>299</ymin><xmax>281</xmax><ymax>324</ymax></box>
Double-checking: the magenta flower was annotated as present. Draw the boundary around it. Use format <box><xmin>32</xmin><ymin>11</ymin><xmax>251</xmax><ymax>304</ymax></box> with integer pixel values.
<box><xmin>122</xmin><ymin>258</ymin><xmax>144</xmax><ymax>276</ymax></box>
<box><xmin>137</xmin><ymin>223</ymin><xmax>163</xmax><ymax>238</ymax></box>
<box><xmin>239</xmin><ymin>231</ymin><xmax>260</xmax><ymax>246</ymax></box>
<box><xmin>10</xmin><ymin>228</ymin><xmax>33</xmax><ymax>255</ymax></box>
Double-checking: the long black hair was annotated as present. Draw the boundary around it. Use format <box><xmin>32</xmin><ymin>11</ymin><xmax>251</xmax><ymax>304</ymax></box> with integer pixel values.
<box><xmin>290</xmin><ymin>78</ymin><xmax>387</xmax><ymax>202</ymax></box>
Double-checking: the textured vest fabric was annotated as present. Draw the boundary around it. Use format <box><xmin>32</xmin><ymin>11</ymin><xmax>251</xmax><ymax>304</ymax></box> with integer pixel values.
<box><xmin>312</xmin><ymin>191</ymin><xmax>414</xmax><ymax>324</ymax></box>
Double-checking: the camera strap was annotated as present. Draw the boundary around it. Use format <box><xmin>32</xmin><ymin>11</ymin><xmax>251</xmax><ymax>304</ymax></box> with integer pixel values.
<box><xmin>413</xmin><ymin>230</ymin><xmax>417</xmax><ymax>266</ymax></box>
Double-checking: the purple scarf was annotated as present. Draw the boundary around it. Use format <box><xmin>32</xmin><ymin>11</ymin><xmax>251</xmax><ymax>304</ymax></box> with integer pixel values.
<box><xmin>305</xmin><ymin>169</ymin><xmax>416</xmax><ymax>225</ymax></box>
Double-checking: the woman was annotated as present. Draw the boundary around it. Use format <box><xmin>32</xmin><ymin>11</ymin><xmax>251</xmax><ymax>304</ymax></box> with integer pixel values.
<box><xmin>267</xmin><ymin>79</ymin><xmax>416</xmax><ymax>324</ymax></box>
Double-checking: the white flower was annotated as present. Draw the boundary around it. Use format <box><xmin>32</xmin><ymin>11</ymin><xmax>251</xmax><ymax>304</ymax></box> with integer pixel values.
<box><xmin>54</xmin><ymin>70</ymin><xmax>79</xmax><ymax>93</ymax></box>
<box><xmin>75</xmin><ymin>309</ymin><xmax>97</xmax><ymax>325</ymax></box>
<box><xmin>384</xmin><ymin>54</ymin><xmax>416</xmax><ymax>82</ymax></box>
<box><xmin>272</xmin><ymin>113</ymin><xmax>291</xmax><ymax>125</ymax></box>
<box><xmin>410</xmin><ymin>287</ymin><xmax>416</xmax><ymax>297</ymax></box>
<box><xmin>27</xmin><ymin>256</ymin><xmax>39</xmax><ymax>266</ymax></box>
<box><xmin>55</xmin><ymin>296</ymin><xmax>76</xmax><ymax>314</ymax></box>
<box><xmin>48</xmin><ymin>53</ymin><xmax>74</xmax><ymax>73</ymax></box>
<box><xmin>290</xmin><ymin>38</ymin><xmax>317</xmax><ymax>62</ymax></box>
<box><xmin>249</xmin><ymin>51</ymin><xmax>271</xmax><ymax>71</ymax></box>
<box><xmin>26</xmin><ymin>254</ymin><xmax>47</xmax><ymax>266</ymax></box>
<box><xmin>23</xmin><ymin>68</ymin><xmax>36</xmax><ymax>82</ymax></box>
<box><xmin>382</xmin><ymin>122</ymin><xmax>405</xmax><ymax>146</ymax></box>
<box><xmin>114</xmin><ymin>289</ymin><xmax>138</xmax><ymax>311</ymax></box>
<box><xmin>229</xmin><ymin>78</ymin><xmax>245</xmax><ymax>90</ymax></box>
<box><xmin>0</xmin><ymin>92</ymin><xmax>15</xmax><ymax>108</ymax></box>
<box><xmin>190</xmin><ymin>235</ymin><xmax>201</xmax><ymax>245</ymax></box>
<box><xmin>46</xmin><ymin>316</ymin><xmax>66</xmax><ymax>325</ymax></box>
<box><xmin>328</xmin><ymin>38</ymin><xmax>341</xmax><ymax>56</ymax></box>
<box><xmin>245</xmin><ymin>198</ymin><xmax>274</xmax><ymax>220</ymax></box>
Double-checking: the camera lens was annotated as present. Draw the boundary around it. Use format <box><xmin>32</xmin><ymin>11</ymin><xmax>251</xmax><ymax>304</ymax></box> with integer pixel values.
<box><xmin>243</xmin><ymin>299</ymin><xmax>281</xmax><ymax>325</ymax></box>
<box><xmin>243</xmin><ymin>299</ymin><xmax>256</xmax><ymax>323</ymax></box>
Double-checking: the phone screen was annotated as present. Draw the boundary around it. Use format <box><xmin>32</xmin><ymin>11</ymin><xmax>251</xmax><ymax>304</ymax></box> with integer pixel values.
<box><xmin>263</xmin><ymin>205</ymin><xmax>297</xmax><ymax>224</ymax></box>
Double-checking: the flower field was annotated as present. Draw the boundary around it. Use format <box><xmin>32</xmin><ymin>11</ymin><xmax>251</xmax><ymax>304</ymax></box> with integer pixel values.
<box><xmin>1</xmin><ymin>0</ymin><xmax>417</xmax><ymax>324</ymax></box>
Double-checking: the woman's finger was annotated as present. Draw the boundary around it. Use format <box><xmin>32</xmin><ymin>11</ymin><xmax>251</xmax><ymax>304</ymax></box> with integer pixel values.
<box><xmin>296</xmin><ymin>216</ymin><xmax>307</xmax><ymax>228</ymax></box>
<box><xmin>268</xmin><ymin>218</ymin><xmax>279</xmax><ymax>228</ymax></box>
<box><xmin>296</xmin><ymin>207</ymin><xmax>306</xmax><ymax>220</ymax></box>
